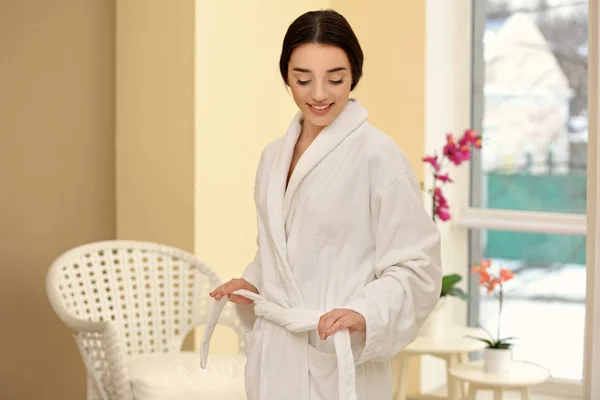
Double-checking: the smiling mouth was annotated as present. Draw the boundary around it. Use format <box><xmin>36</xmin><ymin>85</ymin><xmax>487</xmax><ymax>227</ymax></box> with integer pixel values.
<box><xmin>308</xmin><ymin>103</ymin><xmax>334</xmax><ymax>110</ymax></box>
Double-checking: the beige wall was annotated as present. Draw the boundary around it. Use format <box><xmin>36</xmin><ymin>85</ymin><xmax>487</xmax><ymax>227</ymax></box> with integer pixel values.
<box><xmin>116</xmin><ymin>0</ymin><xmax>196</xmax><ymax>253</ymax></box>
<box><xmin>332</xmin><ymin>0</ymin><xmax>426</xmax><ymax>179</ymax></box>
<box><xmin>0</xmin><ymin>1</ymin><xmax>116</xmax><ymax>399</ymax></box>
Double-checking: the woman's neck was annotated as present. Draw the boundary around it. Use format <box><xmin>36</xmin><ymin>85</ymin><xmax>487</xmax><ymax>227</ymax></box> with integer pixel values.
<box><xmin>299</xmin><ymin>119</ymin><xmax>324</xmax><ymax>141</ymax></box>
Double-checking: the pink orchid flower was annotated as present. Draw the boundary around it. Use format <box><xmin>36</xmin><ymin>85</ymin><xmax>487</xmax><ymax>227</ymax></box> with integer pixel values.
<box><xmin>422</xmin><ymin>155</ymin><xmax>440</xmax><ymax>172</ymax></box>
<box><xmin>435</xmin><ymin>173</ymin><xmax>453</xmax><ymax>183</ymax></box>
<box><xmin>422</xmin><ymin>128</ymin><xmax>480</xmax><ymax>223</ymax></box>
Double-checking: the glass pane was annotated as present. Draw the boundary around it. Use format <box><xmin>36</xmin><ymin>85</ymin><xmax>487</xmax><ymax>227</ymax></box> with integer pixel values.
<box><xmin>473</xmin><ymin>229</ymin><xmax>585</xmax><ymax>381</ymax></box>
<box><xmin>475</xmin><ymin>0</ymin><xmax>588</xmax><ymax>214</ymax></box>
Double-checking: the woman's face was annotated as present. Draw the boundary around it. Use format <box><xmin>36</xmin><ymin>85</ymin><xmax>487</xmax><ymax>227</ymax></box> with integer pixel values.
<box><xmin>287</xmin><ymin>43</ymin><xmax>352</xmax><ymax>131</ymax></box>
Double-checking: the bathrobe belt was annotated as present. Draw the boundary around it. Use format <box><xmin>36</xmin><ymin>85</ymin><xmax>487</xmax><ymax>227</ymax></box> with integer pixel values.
<box><xmin>200</xmin><ymin>289</ymin><xmax>358</xmax><ymax>400</ymax></box>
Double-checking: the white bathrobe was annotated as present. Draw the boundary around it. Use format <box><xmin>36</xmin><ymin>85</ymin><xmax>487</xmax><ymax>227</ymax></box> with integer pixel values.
<box><xmin>201</xmin><ymin>99</ymin><xmax>442</xmax><ymax>400</ymax></box>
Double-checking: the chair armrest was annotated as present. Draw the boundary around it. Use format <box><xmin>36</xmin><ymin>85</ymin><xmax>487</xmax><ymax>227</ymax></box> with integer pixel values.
<box><xmin>47</xmin><ymin>276</ymin><xmax>134</xmax><ymax>399</ymax></box>
<box><xmin>72</xmin><ymin>322</ymin><xmax>134</xmax><ymax>400</ymax></box>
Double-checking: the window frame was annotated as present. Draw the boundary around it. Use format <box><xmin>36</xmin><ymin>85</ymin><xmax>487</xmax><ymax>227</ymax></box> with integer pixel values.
<box><xmin>585</xmin><ymin>1</ymin><xmax>600</xmax><ymax>398</ymax></box>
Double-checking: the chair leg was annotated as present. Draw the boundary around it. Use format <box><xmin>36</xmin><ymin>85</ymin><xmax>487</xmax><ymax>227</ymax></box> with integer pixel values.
<box><xmin>465</xmin><ymin>384</ymin><xmax>478</xmax><ymax>400</ymax></box>
<box><xmin>458</xmin><ymin>352</ymin><xmax>469</xmax><ymax>396</ymax></box>
<box><xmin>394</xmin><ymin>355</ymin><xmax>411</xmax><ymax>400</ymax></box>
<box><xmin>493</xmin><ymin>388</ymin><xmax>503</xmax><ymax>400</ymax></box>
<box><xmin>520</xmin><ymin>387</ymin><xmax>532</xmax><ymax>400</ymax></box>
<box><xmin>446</xmin><ymin>353</ymin><xmax>461</xmax><ymax>400</ymax></box>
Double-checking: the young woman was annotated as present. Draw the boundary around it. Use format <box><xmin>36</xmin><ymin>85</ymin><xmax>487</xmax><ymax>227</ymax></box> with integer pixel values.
<box><xmin>204</xmin><ymin>9</ymin><xmax>442</xmax><ymax>400</ymax></box>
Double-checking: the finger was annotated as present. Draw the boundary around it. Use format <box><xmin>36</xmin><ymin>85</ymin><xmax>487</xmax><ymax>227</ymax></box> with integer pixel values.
<box><xmin>325</xmin><ymin>315</ymin><xmax>353</xmax><ymax>338</ymax></box>
<box><xmin>209</xmin><ymin>284</ymin><xmax>221</xmax><ymax>296</ymax></box>
<box><xmin>322</xmin><ymin>312</ymin><xmax>347</xmax><ymax>339</ymax></box>
<box><xmin>214</xmin><ymin>281</ymin><xmax>235</xmax><ymax>300</ymax></box>
<box><xmin>318</xmin><ymin>312</ymin><xmax>332</xmax><ymax>340</ymax></box>
<box><xmin>213</xmin><ymin>286</ymin><xmax>225</xmax><ymax>300</ymax></box>
<box><xmin>318</xmin><ymin>311</ymin><xmax>338</xmax><ymax>339</ymax></box>
<box><xmin>210</xmin><ymin>284</ymin><xmax>224</xmax><ymax>298</ymax></box>
<box><xmin>319</xmin><ymin>310</ymin><xmax>346</xmax><ymax>340</ymax></box>
<box><xmin>228</xmin><ymin>294</ymin><xmax>253</xmax><ymax>305</ymax></box>
<box><xmin>219</xmin><ymin>279</ymin><xmax>248</xmax><ymax>300</ymax></box>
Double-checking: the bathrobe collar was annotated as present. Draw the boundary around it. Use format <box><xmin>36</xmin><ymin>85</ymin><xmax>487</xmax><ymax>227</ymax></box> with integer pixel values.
<box><xmin>265</xmin><ymin>98</ymin><xmax>369</xmax><ymax>294</ymax></box>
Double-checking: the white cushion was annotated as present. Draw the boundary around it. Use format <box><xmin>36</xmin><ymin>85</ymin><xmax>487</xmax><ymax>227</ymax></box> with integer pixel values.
<box><xmin>127</xmin><ymin>351</ymin><xmax>246</xmax><ymax>400</ymax></box>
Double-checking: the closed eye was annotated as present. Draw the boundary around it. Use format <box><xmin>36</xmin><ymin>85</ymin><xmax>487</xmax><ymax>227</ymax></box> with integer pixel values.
<box><xmin>296</xmin><ymin>79</ymin><xmax>344</xmax><ymax>86</ymax></box>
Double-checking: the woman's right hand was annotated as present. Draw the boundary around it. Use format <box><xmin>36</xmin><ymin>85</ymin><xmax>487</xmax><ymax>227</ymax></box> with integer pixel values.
<box><xmin>209</xmin><ymin>278</ymin><xmax>258</xmax><ymax>305</ymax></box>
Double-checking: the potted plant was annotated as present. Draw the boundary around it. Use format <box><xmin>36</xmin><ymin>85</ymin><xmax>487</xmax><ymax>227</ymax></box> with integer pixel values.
<box><xmin>418</xmin><ymin>130</ymin><xmax>481</xmax><ymax>338</ymax></box>
<box><xmin>470</xmin><ymin>259</ymin><xmax>516</xmax><ymax>373</ymax></box>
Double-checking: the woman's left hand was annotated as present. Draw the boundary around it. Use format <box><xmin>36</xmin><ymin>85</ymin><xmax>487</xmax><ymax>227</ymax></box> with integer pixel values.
<box><xmin>318</xmin><ymin>309</ymin><xmax>366</xmax><ymax>340</ymax></box>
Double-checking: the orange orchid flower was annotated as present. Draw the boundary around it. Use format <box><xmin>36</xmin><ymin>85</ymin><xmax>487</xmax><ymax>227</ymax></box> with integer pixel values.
<box><xmin>471</xmin><ymin>259</ymin><xmax>492</xmax><ymax>275</ymax></box>
<box><xmin>471</xmin><ymin>259</ymin><xmax>515</xmax><ymax>295</ymax></box>
<box><xmin>499</xmin><ymin>268</ymin><xmax>514</xmax><ymax>283</ymax></box>
<box><xmin>487</xmin><ymin>278</ymin><xmax>501</xmax><ymax>294</ymax></box>
<box><xmin>478</xmin><ymin>269</ymin><xmax>491</xmax><ymax>285</ymax></box>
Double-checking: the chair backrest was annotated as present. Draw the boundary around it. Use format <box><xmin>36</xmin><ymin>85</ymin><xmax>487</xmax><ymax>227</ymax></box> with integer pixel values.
<box><xmin>47</xmin><ymin>240</ymin><xmax>243</xmax><ymax>355</ymax></box>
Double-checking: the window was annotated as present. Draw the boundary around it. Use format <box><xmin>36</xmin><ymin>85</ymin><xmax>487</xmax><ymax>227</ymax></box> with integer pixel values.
<box><xmin>468</xmin><ymin>0</ymin><xmax>588</xmax><ymax>383</ymax></box>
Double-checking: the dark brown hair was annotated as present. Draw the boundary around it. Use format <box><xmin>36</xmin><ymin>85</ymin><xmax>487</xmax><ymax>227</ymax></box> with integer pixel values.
<box><xmin>279</xmin><ymin>9</ymin><xmax>364</xmax><ymax>91</ymax></box>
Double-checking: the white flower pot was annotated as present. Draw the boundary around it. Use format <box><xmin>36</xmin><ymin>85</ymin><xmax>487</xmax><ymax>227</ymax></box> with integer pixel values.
<box><xmin>483</xmin><ymin>347</ymin><xmax>512</xmax><ymax>373</ymax></box>
<box><xmin>418</xmin><ymin>297</ymin><xmax>446</xmax><ymax>338</ymax></box>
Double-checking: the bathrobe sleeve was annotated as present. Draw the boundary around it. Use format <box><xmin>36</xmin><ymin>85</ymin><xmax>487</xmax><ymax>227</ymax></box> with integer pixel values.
<box><xmin>344</xmin><ymin>172</ymin><xmax>442</xmax><ymax>364</ymax></box>
<box><xmin>241</xmin><ymin>145</ymin><xmax>268</xmax><ymax>293</ymax></box>
<box><xmin>236</xmin><ymin>241</ymin><xmax>262</xmax><ymax>332</ymax></box>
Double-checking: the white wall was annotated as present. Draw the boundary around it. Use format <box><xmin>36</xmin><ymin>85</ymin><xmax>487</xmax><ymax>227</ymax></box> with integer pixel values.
<box><xmin>423</xmin><ymin>0</ymin><xmax>473</xmax><ymax>393</ymax></box>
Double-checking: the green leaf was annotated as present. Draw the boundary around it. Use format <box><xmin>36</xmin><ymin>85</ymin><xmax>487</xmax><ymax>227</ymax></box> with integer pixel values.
<box><xmin>444</xmin><ymin>287</ymin><xmax>469</xmax><ymax>300</ymax></box>
<box><xmin>497</xmin><ymin>337</ymin><xmax>518</xmax><ymax>345</ymax></box>
<box><xmin>466</xmin><ymin>335</ymin><xmax>493</xmax><ymax>347</ymax></box>
<box><xmin>441</xmin><ymin>274</ymin><xmax>462</xmax><ymax>295</ymax></box>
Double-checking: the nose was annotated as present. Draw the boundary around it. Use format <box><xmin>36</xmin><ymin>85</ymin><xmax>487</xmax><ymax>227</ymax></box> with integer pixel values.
<box><xmin>311</xmin><ymin>81</ymin><xmax>327</xmax><ymax>103</ymax></box>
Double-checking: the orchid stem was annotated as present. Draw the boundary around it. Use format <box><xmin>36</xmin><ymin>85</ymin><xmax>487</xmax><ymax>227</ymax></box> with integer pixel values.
<box><xmin>497</xmin><ymin>283</ymin><xmax>503</xmax><ymax>343</ymax></box>
<box><xmin>432</xmin><ymin>177</ymin><xmax>437</xmax><ymax>222</ymax></box>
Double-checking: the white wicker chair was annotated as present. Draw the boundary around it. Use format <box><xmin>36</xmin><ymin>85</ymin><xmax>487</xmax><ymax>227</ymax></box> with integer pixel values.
<box><xmin>46</xmin><ymin>240</ymin><xmax>246</xmax><ymax>400</ymax></box>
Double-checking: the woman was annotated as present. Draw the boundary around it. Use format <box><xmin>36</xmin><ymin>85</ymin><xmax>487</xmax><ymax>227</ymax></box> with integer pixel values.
<box><xmin>203</xmin><ymin>9</ymin><xmax>442</xmax><ymax>400</ymax></box>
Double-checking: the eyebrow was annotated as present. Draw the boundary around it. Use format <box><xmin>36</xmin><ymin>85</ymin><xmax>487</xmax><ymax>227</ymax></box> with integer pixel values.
<box><xmin>292</xmin><ymin>67</ymin><xmax>347</xmax><ymax>73</ymax></box>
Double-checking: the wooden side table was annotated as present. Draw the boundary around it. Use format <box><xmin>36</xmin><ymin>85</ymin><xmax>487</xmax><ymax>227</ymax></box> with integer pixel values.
<box><xmin>395</xmin><ymin>327</ymin><xmax>488</xmax><ymax>400</ymax></box>
<box><xmin>449</xmin><ymin>360</ymin><xmax>551</xmax><ymax>400</ymax></box>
